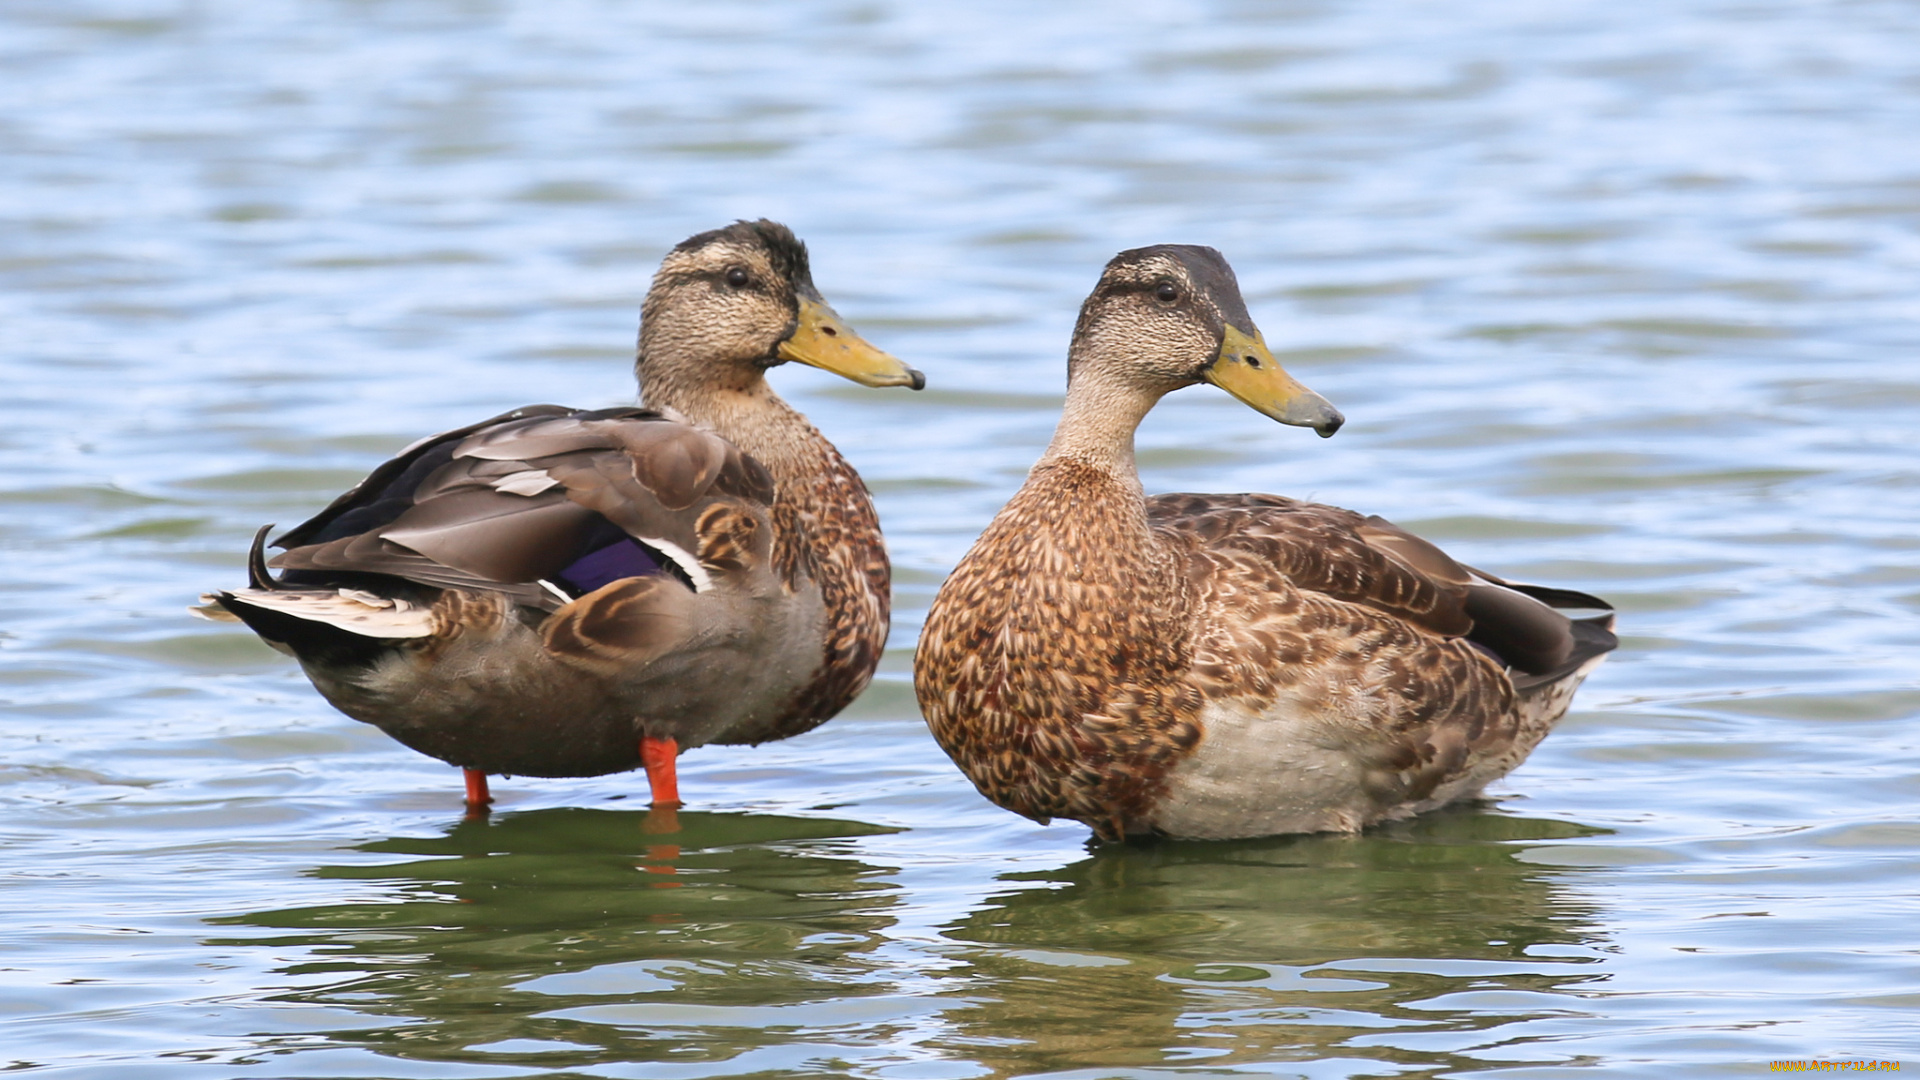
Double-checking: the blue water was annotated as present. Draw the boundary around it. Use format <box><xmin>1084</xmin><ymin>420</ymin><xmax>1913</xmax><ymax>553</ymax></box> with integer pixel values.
<box><xmin>3</xmin><ymin>0</ymin><xmax>1918</xmax><ymax>1075</ymax></box>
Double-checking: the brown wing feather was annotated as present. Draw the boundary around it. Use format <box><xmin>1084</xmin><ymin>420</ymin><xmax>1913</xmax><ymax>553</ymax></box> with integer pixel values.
<box><xmin>1148</xmin><ymin>493</ymin><xmax>1612</xmax><ymax>679</ymax></box>
<box><xmin>693</xmin><ymin>503</ymin><xmax>765</xmax><ymax>575</ymax></box>
<box><xmin>379</xmin><ymin>491</ymin><xmax>596</xmax><ymax>583</ymax></box>
<box><xmin>613</xmin><ymin>422</ymin><xmax>730</xmax><ymax>511</ymax></box>
<box><xmin>1175</xmin><ymin>523</ymin><xmax>1528</xmax><ymax>821</ymax></box>
<box><xmin>1149</xmin><ymin>494</ymin><xmax>1473</xmax><ymax>636</ymax></box>
<box><xmin>540</xmin><ymin>575</ymin><xmax>698</xmax><ymax>676</ymax></box>
<box><xmin>273</xmin><ymin>405</ymin><xmax>581</xmax><ymax>551</ymax></box>
<box><xmin>266</xmin><ymin>407</ymin><xmax>777</xmax><ymax>611</ymax></box>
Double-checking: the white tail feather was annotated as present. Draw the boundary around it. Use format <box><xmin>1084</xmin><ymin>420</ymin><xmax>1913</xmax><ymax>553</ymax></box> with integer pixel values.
<box><xmin>204</xmin><ymin>589</ymin><xmax>437</xmax><ymax>639</ymax></box>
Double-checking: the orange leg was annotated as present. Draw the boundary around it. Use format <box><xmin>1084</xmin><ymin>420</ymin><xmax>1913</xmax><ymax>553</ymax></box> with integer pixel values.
<box><xmin>641</xmin><ymin>735</ymin><xmax>681</xmax><ymax>808</ymax></box>
<box><xmin>463</xmin><ymin>769</ymin><xmax>493</xmax><ymax>810</ymax></box>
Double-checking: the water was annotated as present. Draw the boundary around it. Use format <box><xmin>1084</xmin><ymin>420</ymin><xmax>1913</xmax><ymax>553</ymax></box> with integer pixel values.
<box><xmin>4</xmin><ymin>0</ymin><xmax>1919</xmax><ymax>1074</ymax></box>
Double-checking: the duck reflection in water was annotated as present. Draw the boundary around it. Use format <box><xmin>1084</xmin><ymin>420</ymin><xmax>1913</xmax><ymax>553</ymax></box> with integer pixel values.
<box><xmin>206</xmin><ymin>807</ymin><xmax>903</xmax><ymax>1072</ymax></box>
<box><xmin>934</xmin><ymin>808</ymin><xmax>1610</xmax><ymax>1076</ymax></box>
<box><xmin>205</xmin><ymin>806</ymin><xmax>1607</xmax><ymax>1076</ymax></box>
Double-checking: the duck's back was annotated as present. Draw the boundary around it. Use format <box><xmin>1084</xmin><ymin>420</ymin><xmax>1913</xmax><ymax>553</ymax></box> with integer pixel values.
<box><xmin>272</xmin><ymin>405</ymin><xmax>773</xmax><ymax>606</ymax></box>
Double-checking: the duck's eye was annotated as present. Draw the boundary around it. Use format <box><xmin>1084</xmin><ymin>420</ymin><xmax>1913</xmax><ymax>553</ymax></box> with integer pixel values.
<box><xmin>1154</xmin><ymin>281</ymin><xmax>1179</xmax><ymax>303</ymax></box>
<box><xmin>725</xmin><ymin>267</ymin><xmax>751</xmax><ymax>288</ymax></box>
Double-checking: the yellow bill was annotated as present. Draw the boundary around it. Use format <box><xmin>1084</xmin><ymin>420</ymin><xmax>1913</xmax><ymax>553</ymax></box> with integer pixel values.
<box><xmin>1203</xmin><ymin>325</ymin><xmax>1344</xmax><ymax>437</ymax></box>
<box><xmin>778</xmin><ymin>296</ymin><xmax>926</xmax><ymax>390</ymax></box>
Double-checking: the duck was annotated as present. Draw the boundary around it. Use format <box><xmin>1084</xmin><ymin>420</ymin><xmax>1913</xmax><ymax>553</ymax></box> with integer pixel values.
<box><xmin>914</xmin><ymin>244</ymin><xmax>1615</xmax><ymax>842</ymax></box>
<box><xmin>199</xmin><ymin>220</ymin><xmax>924</xmax><ymax>813</ymax></box>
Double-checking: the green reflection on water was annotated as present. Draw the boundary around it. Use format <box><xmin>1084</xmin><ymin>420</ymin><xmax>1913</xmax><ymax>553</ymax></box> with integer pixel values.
<box><xmin>208</xmin><ymin>807</ymin><xmax>1610</xmax><ymax>1077</ymax></box>
<box><xmin>209</xmin><ymin>808</ymin><xmax>906</xmax><ymax>1073</ymax></box>
<box><xmin>935</xmin><ymin>810</ymin><xmax>1610</xmax><ymax>1077</ymax></box>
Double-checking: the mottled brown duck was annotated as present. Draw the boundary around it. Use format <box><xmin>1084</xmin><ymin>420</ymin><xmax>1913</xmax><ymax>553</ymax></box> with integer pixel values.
<box><xmin>200</xmin><ymin>220</ymin><xmax>923</xmax><ymax>812</ymax></box>
<box><xmin>914</xmin><ymin>244</ymin><xmax>1615</xmax><ymax>842</ymax></box>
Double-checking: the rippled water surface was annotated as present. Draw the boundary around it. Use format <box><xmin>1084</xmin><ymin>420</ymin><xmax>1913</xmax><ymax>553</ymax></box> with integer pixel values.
<box><xmin>5</xmin><ymin>1</ymin><xmax>1920</xmax><ymax>1075</ymax></box>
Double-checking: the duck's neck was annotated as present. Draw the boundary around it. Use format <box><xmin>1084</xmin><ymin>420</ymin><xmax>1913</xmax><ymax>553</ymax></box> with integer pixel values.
<box><xmin>1034</xmin><ymin>369</ymin><xmax>1163</xmax><ymax>502</ymax></box>
<box><xmin>640</xmin><ymin>363</ymin><xmax>837</xmax><ymax>497</ymax></box>
<box><xmin>980</xmin><ymin>372</ymin><xmax>1179</xmax><ymax>595</ymax></box>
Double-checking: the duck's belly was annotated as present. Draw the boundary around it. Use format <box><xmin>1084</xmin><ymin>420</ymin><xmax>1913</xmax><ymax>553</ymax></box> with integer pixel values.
<box><xmin>374</xmin><ymin>697</ymin><xmax>646</xmax><ymax>778</ymax></box>
<box><xmin>302</xmin><ymin>646</ymin><xmax>646</xmax><ymax>777</ymax></box>
<box><xmin>1145</xmin><ymin>696</ymin><xmax>1391</xmax><ymax>839</ymax></box>
<box><xmin>297</xmin><ymin>623</ymin><xmax>792</xmax><ymax>778</ymax></box>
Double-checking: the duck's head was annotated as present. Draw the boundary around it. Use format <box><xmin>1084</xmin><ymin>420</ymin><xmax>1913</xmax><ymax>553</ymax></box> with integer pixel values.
<box><xmin>1069</xmin><ymin>244</ymin><xmax>1343</xmax><ymax>437</ymax></box>
<box><xmin>638</xmin><ymin>219</ymin><xmax>925</xmax><ymax>395</ymax></box>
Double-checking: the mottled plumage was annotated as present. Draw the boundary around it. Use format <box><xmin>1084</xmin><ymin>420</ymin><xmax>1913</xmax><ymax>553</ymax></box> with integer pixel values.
<box><xmin>200</xmin><ymin>220</ymin><xmax>923</xmax><ymax>807</ymax></box>
<box><xmin>915</xmin><ymin>244</ymin><xmax>1614</xmax><ymax>841</ymax></box>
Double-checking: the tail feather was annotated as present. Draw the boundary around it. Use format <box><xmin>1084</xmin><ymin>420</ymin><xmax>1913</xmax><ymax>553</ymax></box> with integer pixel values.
<box><xmin>209</xmin><ymin>588</ymin><xmax>436</xmax><ymax>640</ymax></box>
<box><xmin>1510</xmin><ymin>613</ymin><xmax>1616</xmax><ymax>693</ymax></box>
<box><xmin>205</xmin><ymin>586</ymin><xmax>432</xmax><ymax>670</ymax></box>
<box><xmin>247</xmin><ymin>523</ymin><xmax>279</xmax><ymax>590</ymax></box>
